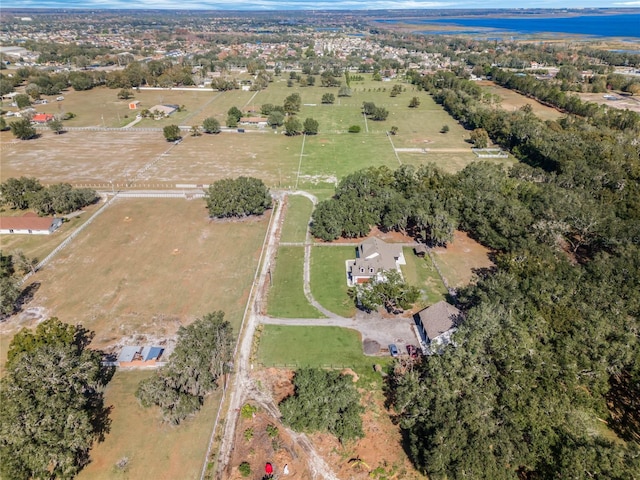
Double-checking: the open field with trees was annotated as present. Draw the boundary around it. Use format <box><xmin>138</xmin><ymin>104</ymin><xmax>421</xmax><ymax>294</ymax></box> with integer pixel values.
<box><xmin>310</xmin><ymin>246</ymin><xmax>356</xmax><ymax>317</ymax></box>
<box><xmin>0</xmin><ymin>130</ymin><xmax>170</xmax><ymax>185</ymax></box>
<box><xmin>2</xmin><ymin>76</ymin><xmax>514</xmax><ymax>196</ymax></box>
<box><xmin>476</xmin><ymin>80</ymin><xmax>565</xmax><ymax>120</ymax></box>
<box><xmin>267</xmin><ymin>247</ymin><xmax>322</xmax><ymax>318</ymax></box>
<box><xmin>9</xmin><ymin>198</ymin><xmax>268</xmax><ymax>352</ymax></box>
<box><xmin>76</xmin><ymin>370</ymin><xmax>220</xmax><ymax>480</ymax></box>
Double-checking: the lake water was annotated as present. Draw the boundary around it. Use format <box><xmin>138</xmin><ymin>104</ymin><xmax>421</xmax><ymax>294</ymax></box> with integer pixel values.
<box><xmin>376</xmin><ymin>13</ymin><xmax>640</xmax><ymax>39</ymax></box>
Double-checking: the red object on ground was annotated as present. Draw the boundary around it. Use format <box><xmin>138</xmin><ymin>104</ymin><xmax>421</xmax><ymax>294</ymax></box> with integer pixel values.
<box><xmin>265</xmin><ymin>463</ymin><xmax>273</xmax><ymax>474</ymax></box>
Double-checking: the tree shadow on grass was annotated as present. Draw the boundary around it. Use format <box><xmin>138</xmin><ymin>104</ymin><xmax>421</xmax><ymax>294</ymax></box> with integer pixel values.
<box><xmin>15</xmin><ymin>281</ymin><xmax>40</xmax><ymax>310</ymax></box>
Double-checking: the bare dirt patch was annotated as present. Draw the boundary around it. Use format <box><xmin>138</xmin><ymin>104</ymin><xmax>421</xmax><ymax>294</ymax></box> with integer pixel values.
<box><xmin>230</xmin><ymin>368</ymin><xmax>425</xmax><ymax>480</ymax></box>
<box><xmin>432</xmin><ymin>230</ymin><xmax>494</xmax><ymax>288</ymax></box>
<box><xmin>577</xmin><ymin>92</ymin><xmax>640</xmax><ymax>114</ymax></box>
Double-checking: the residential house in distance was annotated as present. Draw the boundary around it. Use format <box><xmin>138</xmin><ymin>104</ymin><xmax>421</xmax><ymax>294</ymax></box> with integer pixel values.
<box><xmin>414</xmin><ymin>301</ymin><xmax>462</xmax><ymax>353</ymax></box>
<box><xmin>239</xmin><ymin>116</ymin><xmax>268</xmax><ymax>127</ymax></box>
<box><xmin>0</xmin><ymin>212</ymin><xmax>63</xmax><ymax>235</ymax></box>
<box><xmin>149</xmin><ymin>104</ymin><xmax>178</xmax><ymax>117</ymax></box>
<box><xmin>31</xmin><ymin>113</ymin><xmax>54</xmax><ymax>123</ymax></box>
<box><xmin>347</xmin><ymin>237</ymin><xmax>406</xmax><ymax>286</ymax></box>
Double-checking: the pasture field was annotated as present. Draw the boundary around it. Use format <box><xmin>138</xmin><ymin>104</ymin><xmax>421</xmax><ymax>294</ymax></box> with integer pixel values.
<box><xmin>279</xmin><ymin>195</ymin><xmax>313</xmax><ymax>244</ymax></box>
<box><xmin>2</xmin><ymin>74</ymin><xmax>514</xmax><ymax>193</ymax></box>
<box><xmin>0</xmin><ymin>202</ymin><xmax>103</xmax><ymax>261</ymax></box>
<box><xmin>310</xmin><ymin>246</ymin><xmax>356</xmax><ymax>318</ymax></box>
<box><xmin>266</xmin><ymin>247</ymin><xmax>322</xmax><ymax>318</ymax></box>
<box><xmin>14</xmin><ymin>198</ymin><xmax>268</xmax><ymax>351</ymax></box>
<box><xmin>400</xmin><ymin>247</ymin><xmax>448</xmax><ymax>308</ymax></box>
<box><xmin>476</xmin><ymin>81</ymin><xmax>565</xmax><ymax>121</ymax></box>
<box><xmin>0</xmin><ymin>129</ymin><xmax>170</xmax><ymax>185</ymax></box>
<box><xmin>141</xmin><ymin>130</ymin><xmax>301</xmax><ymax>187</ymax></box>
<box><xmin>76</xmin><ymin>370</ymin><xmax>220</xmax><ymax>480</ymax></box>
<box><xmin>257</xmin><ymin>325</ymin><xmax>388</xmax><ymax>382</ymax></box>
<box><xmin>431</xmin><ymin>231</ymin><xmax>495</xmax><ymax>288</ymax></box>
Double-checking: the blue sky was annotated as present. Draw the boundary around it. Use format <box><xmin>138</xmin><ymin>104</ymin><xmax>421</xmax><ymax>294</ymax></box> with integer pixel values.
<box><xmin>4</xmin><ymin>0</ymin><xmax>640</xmax><ymax>10</ymax></box>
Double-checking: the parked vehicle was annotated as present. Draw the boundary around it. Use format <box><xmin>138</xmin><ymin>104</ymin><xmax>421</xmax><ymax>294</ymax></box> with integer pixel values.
<box><xmin>389</xmin><ymin>344</ymin><xmax>399</xmax><ymax>357</ymax></box>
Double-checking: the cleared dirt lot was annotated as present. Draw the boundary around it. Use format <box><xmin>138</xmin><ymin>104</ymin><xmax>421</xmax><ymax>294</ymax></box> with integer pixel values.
<box><xmin>577</xmin><ymin>92</ymin><xmax>640</xmax><ymax>113</ymax></box>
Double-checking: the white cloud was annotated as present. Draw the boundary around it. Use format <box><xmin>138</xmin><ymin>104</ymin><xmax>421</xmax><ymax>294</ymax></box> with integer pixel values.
<box><xmin>613</xmin><ymin>1</ymin><xmax>640</xmax><ymax>4</ymax></box>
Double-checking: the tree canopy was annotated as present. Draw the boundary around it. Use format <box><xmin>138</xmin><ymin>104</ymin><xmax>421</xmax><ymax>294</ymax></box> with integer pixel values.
<box><xmin>205</xmin><ymin>176</ymin><xmax>271</xmax><ymax>218</ymax></box>
<box><xmin>280</xmin><ymin>368</ymin><xmax>363</xmax><ymax>442</ymax></box>
<box><xmin>163</xmin><ymin>124</ymin><xmax>181</xmax><ymax>142</ymax></box>
<box><xmin>0</xmin><ymin>318</ymin><xmax>110</xmax><ymax>480</ymax></box>
<box><xmin>0</xmin><ymin>177</ymin><xmax>97</xmax><ymax>215</ymax></box>
<box><xmin>9</xmin><ymin>118</ymin><xmax>37</xmax><ymax>140</ymax></box>
<box><xmin>136</xmin><ymin>311</ymin><xmax>234</xmax><ymax>424</ymax></box>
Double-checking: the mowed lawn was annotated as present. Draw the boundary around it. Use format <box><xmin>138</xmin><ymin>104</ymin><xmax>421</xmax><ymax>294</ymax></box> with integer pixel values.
<box><xmin>400</xmin><ymin>247</ymin><xmax>448</xmax><ymax>308</ymax></box>
<box><xmin>310</xmin><ymin>246</ymin><xmax>356</xmax><ymax>318</ymax></box>
<box><xmin>76</xmin><ymin>370</ymin><xmax>220</xmax><ymax>480</ymax></box>
<box><xmin>267</xmin><ymin>247</ymin><xmax>322</xmax><ymax>318</ymax></box>
<box><xmin>280</xmin><ymin>194</ymin><xmax>313</xmax><ymax>244</ymax></box>
<box><xmin>257</xmin><ymin>325</ymin><xmax>387</xmax><ymax>376</ymax></box>
<box><xmin>17</xmin><ymin>198</ymin><xmax>268</xmax><ymax>350</ymax></box>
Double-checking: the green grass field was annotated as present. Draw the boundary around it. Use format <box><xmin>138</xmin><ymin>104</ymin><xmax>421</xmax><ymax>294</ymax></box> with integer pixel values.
<box><xmin>267</xmin><ymin>247</ymin><xmax>322</xmax><ymax>318</ymax></box>
<box><xmin>400</xmin><ymin>247</ymin><xmax>448</xmax><ymax>308</ymax></box>
<box><xmin>76</xmin><ymin>370</ymin><xmax>219</xmax><ymax>480</ymax></box>
<box><xmin>280</xmin><ymin>195</ymin><xmax>313</xmax><ymax>244</ymax></box>
<box><xmin>310</xmin><ymin>246</ymin><xmax>356</xmax><ymax>318</ymax></box>
<box><xmin>257</xmin><ymin>325</ymin><xmax>389</xmax><ymax>384</ymax></box>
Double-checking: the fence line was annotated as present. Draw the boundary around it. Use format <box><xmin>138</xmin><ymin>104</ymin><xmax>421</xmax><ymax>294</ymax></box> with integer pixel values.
<box><xmin>20</xmin><ymin>194</ymin><xmax>120</xmax><ymax>285</ymax></box>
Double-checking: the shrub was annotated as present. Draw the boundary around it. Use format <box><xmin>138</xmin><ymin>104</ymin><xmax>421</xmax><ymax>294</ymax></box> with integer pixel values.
<box><xmin>240</xmin><ymin>403</ymin><xmax>258</xmax><ymax>419</ymax></box>
<box><xmin>243</xmin><ymin>428</ymin><xmax>254</xmax><ymax>441</ymax></box>
<box><xmin>348</xmin><ymin>125</ymin><xmax>361</xmax><ymax>133</ymax></box>
<box><xmin>238</xmin><ymin>462</ymin><xmax>251</xmax><ymax>477</ymax></box>
<box><xmin>266</xmin><ymin>424</ymin><xmax>279</xmax><ymax>438</ymax></box>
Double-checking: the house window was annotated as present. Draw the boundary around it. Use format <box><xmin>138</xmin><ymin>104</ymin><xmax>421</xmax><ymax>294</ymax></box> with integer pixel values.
<box><xmin>9</xmin><ymin>229</ymin><xmax>14</xmax><ymax>233</ymax></box>
<box><xmin>369</xmin><ymin>268</ymin><xmax>374</xmax><ymax>273</ymax></box>
<box><xmin>28</xmin><ymin>229</ymin><xmax>32</xmax><ymax>234</ymax></box>
<box><xmin>360</xmin><ymin>267</ymin><xmax>364</xmax><ymax>273</ymax></box>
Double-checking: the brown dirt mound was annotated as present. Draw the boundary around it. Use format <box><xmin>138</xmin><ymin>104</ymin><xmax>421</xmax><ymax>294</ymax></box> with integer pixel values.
<box><xmin>363</xmin><ymin>339</ymin><xmax>381</xmax><ymax>355</ymax></box>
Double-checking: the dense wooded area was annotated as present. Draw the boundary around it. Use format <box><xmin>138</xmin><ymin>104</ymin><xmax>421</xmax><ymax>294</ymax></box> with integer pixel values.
<box><xmin>0</xmin><ymin>319</ymin><xmax>111</xmax><ymax>479</ymax></box>
<box><xmin>280</xmin><ymin>368</ymin><xmax>363</xmax><ymax>442</ymax></box>
<box><xmin>308</xmin><ymin>64</ymin><xmax>640</xmax><ymax>477</ymax></box>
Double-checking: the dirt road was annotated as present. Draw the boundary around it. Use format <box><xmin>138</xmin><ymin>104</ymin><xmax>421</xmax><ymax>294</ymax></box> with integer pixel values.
<box><xmin>213</xmin><ymin>192</ymin><xmax>339</xmax><ymax>480</ymax></box>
